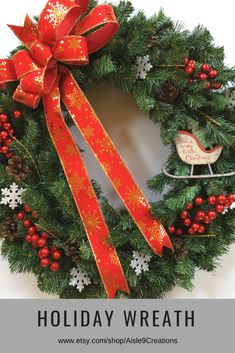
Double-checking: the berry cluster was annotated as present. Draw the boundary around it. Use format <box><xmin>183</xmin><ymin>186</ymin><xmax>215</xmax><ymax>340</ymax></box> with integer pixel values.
<box><xmin>0</xmin><ymin>110</ymin><xmax>21</xmax><ymax>158</ymax></box>
<box><xmin>185</xmin><ymin>58</ymin><xmax>221</xmax><ymax>90</ymax></box>
<box><xmin>168</xmin><ymin>193</ymin><xmax>235</xmax><ymax>236</ymax></box>
<box><xmin>16</xmin><ymin>204</ymin><xmax>62</xmax><ymax>271</ymax></box>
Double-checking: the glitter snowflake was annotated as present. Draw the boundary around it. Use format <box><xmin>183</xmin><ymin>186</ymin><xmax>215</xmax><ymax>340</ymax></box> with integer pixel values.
<box><xmin>135</xmin><ymin>55</ymin><xmax>153</xmax><ymax>80</ymax></box>
<box><xmin>130</xmin><ymin>251</ymin><xmax>152</xmax><ymax>275</ymax></box>
<box><xmin>44</xmin><ymin>1</ymin><xmax>68</xmax><ymax>28</ymax></box>
<box><xmin>0</xmin><ymin>183</ymin><xmax>26</xmax><ymax>210</ymax></box>
<box><xmin>69</xmin><ymin>267</ymin><xmax>91</xmax><ymax>292</ymax></box>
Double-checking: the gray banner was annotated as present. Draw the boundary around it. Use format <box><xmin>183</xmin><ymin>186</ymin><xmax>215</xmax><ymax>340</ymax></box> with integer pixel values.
<box><xmin>0</xmin><ymin>299</ymin><xmax>233</xmax><ymax>352</ymax></box>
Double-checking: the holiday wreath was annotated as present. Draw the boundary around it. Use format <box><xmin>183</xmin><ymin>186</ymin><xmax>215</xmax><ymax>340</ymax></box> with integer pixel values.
<box><xmin>0</xmin><ymin>0</ymin><xmax>235</xmax><ymax>298</ymax></box>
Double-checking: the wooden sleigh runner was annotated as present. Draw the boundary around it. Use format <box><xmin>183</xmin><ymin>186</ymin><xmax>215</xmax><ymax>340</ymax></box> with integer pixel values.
<box><xmin>162</xmin><ymin>131</ymin><xmax>235</xmax><ymax>179</ymax></box>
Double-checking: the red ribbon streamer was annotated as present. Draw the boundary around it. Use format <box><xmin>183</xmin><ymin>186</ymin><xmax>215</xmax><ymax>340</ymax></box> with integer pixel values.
<box><xmin>0</xmin><ymin>0</ymin><xmax>172</xmax><ymax>298</ymax></box>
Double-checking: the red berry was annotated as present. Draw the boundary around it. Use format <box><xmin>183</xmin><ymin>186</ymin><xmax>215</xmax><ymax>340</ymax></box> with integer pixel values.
<box><xmin>199</xmin><ymin>225</ymin><xmax>205</xmax><ymax>234</ymax></box>
<box><xmin>217</xmin><ymin>195</ymin><xmax>227</xmax><ymax>205</ymax></box>
<box><xmin>50</xmin><ymin>262</ymin><xmax>60</xmax><ymax>272</ymax></box>
<box><xmin>229</xmin><ymin>194</ymin><xmax>235</xmax><ymax>202</ymax></box>
<box><xmin>6</xmin><ymin>153</ymin><xmax>13</xmax><ymax>159</ymax></box>
<box><xmin>23</xmin><ymin>220</ymin><xmax>31</xmax><ymax>228</ymax></box>
<box><xmin>0</xmin><ymin>114</ymin><xmax>8</xmax><ymax>122</ymax></box>
<box><xmin>204</xmin><ymin>216</ymin><xmax>211</xmax><ymax>224</ymax></box>
<box><xmin>188</xmin><ymin>228</ymin><xmax>195</xmax><ymax>235</ymax></box>
<box><xmin>180</xmin><ymin>210</ymin><xmax>188</xmax><ymax>219</ymax></box>
<box><xmin>32</xmin><ymin>241</ymin><xmax>39</xmax><ymax>249</ymax></box>
<box><xmin>213</xmin><ymin>83</ymin><xmax>221</xmax><ymax>90</ymax></box>
<box><xmin>201</xmin><ymin>63</ymin><xmax>211</xmax><ymax>72</ymax></box>
<box><xmin>188</xmin><ymin>60</ymin><xmax>196</xmax><ymax>68</ymax></box>
<box><xmin>37</xmin><ymin>238</ymin><xmax>47</xmax><ymax>248</ymax></box>
<box><xmin>4</xmin><ymin>138</ymin><xmax>12</xmax><ymax>146</ymax></box>
<box><xmin>208</xmin><ymin>195</ymin><xmax>216</xmax><ymax>205</ymax></box>
<box><xmin>192</xmin><ymin>223</ymin><xmax>200</xmax><ymax>232</ymax></box>
<box><xmin>205</xmin><ymin>81</ymin><xmax>211</xmax><ymax>90</ymax></box>
<box><xmin>41</xmin><ymin>232</ymin><xmax>49</xmax><ymax>239</ymax></box>
<box><xmin>17</xmin><ymin>212</ymin><xmax>25</xmax><ymax>221</ymax></box>
<box><xmin>176</xmin><ymin>228</ymin><xmax>183</xmax><ymax>236</ymax></box>
<box><xmin>40</xmin><ymin>258</ymin><xmax>50</xmax><ymax>268</ymax></box>
<box><xmin>185</xmin><ymin>66</ymin><xmax>194</xmax><ymax>74</ymax></box>
<box><xmin>13</xmin><ymin>110</ymin><xmax>22</xmax><ymax>119</ymax></box>
<box><xmin>9</xmin><ymin>129</ymin><xmax>14</xmax><ymax>135</ymax></box>
<box><xmin>24</xmin><ymin>204</ymin><xmax>32</xmax><ymax>212</ymax></box>
<box><xmin>31</xmin><ymin>234</ymin><xmax>40</xmax><ymax>243</ymax></box>
<box><xmin>52</xmin><ymin>250</ymin><xmax>62</xmax><ymax>260</ymax></box>
<box><xmin>168</xmin><ymin>226</ymin><xmax>175</xmax><ymax>234</ymax></box>
<box><xmin>38</xmin><ymin>247</ymin><xmax>50</xmax><ymax>258</ymax></box>
<box><xmin>0</xmin><ymin>131</ymin><xmax>8</xmax><ymax>139</ymax></box>
<box><xmin>28</xmin><ymin>226</ymin><xmax>37</xmax><ymax>235</ymax></box>
<box><xmin>185</xmin><ymin>57</ymin><xmax>189</xmax><ymax>65</ymax></box>
<box><xmin>200</xmin><ymin>73</ymin><xmax>207</xmax><ymax>80</ymax></box>
<box><xmin>216</xmin><ymin>204</ymin><xmax>224</xmax><ymax>213</ymax></box>
<box><xmin>186</xmin><ymin>202</ymin><xmax>193</xmax><ymax>210</ymax></box>
<box><xmin>207</xmin><ymin>210</ymin><xmax>217</xmax><ymax>220</ymax></box>
<box><xmin>209</xmin><ymin>70</ymin><xmax>217</xmax><ymax>78</ymax></box>
<box><xmin>25</xmin><ymin>235</ymin><xmax>32</xmax><ymax>243</ymax></box>
<box><xmin>225</xmin><ymin>199</ymin><xmax>231</xmax><ymax>207</ymax></box>
<box><xmin>50</xmin><ymin>246</ymin><xmax>58</xmax><ymax>253</ymax></box>
<box><xmin>3</xmin><ymin>123</ymin><xmax>11</xmax><ymax>130</ymax></box>
<box><xmin>1</xmin><ymin>146</ymin><xmax>9</xmax><ymax>154</ymax></box>
<box><xmin>196</xmin><ymin>210</ymin><xmax>205</xmax><ymax>221</ymax></box>
<box><xmin>32</xmin><ymin>211</ymin><xmax>38</xmax><ymax>218</ymax></box>
<box><xmin>194</xmin><ymin>196</ymin><xmax>203</xmax><ymax>206</ymax></box>
<box><xmin>184</xmin><ymin>218</ymin><xmax>192</xmax><ymax>227</ymax></box>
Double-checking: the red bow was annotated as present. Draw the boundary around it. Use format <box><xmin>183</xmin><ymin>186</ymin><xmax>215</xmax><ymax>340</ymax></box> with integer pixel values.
<box><xmin>0</xmin><ymin>0</ymin><xmax>172</xmax><ymax>298</ymax></box>
<box><xmin>1</xmin><ymin>0</ymin><xmax>118</xmax><ymax>107</ymax></box>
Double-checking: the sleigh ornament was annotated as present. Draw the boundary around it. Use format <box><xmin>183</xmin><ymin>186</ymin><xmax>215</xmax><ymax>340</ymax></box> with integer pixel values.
<box><xmin>162</xmin><ymin>131</ymin><xmax>235</xmax><ymax>179</ymax></box>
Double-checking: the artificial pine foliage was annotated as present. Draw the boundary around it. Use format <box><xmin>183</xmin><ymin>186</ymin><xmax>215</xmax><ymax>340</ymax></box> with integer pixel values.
<box><xmin>0</xmin><ymin>1</ymin><xmax>235</xmax><ymax>298</ymax></box>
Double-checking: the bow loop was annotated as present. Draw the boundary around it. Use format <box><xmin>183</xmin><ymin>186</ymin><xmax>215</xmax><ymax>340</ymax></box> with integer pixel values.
<box><xmin>52</xmin><ymin>35</ymin><xmax>89</xmax><ymax>65</ymax></box>
<box><xmin>12</xmin><ymin>50</ymin><xmax>41</xmax><ymax>79</ymax></box>
<box><xmin>72</xmin><ymin>5</ymin><xmax>119</xmax><ymax>53</ymax></box>
<box><xmin>20</xmin><ymin>67</ymin><xmax>58</xmax><ymax>95</ymax></box>
<box><xmin>8</xmin><ymin>15</ymin><xmax>39</xmax><ymax>49</ymax></box>
<box><xmin>30</xmin><ymin>39</ymin><xmax>53</xmax><ymax>67</ymax></box>
<box><xmin>38</xmin><ymin>0</ymin><xmax>85</xmax><ymax>44</ymax></box>
<box><xmin>0</xmin><ymin>59</ymin><xmax>17</xmax><ymax>84</ymax></box>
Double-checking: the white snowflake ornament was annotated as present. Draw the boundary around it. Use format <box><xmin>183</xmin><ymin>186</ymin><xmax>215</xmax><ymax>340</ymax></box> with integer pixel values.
<box><xmin>225</xmin><ymin>90</ymin><xmax>235</xmax><ymax>109</ymax></box>
<box><xmin>69</xmin><ymin>267</ymin><xmax>91</xmax><ymax>292</ymax></box>
<box><xmin>135</xmin><ymin>55</ymin><xmax>153</xmax><ymax>80</ymax></box>
<box><xmin>0</xmin><ymin>183</ymin><xmax>26</xmax><ymax>210</ymax></box>
<box><xmin>130</xmin><ymin>251</ymin><xmax>152</xmax><ymax>275</ymax></box>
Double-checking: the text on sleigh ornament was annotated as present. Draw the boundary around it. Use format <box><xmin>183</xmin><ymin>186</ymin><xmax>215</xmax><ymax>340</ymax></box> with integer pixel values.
<box><xmin>0</xmin><ymin>0</ymin><xmax>173</xmax><ymax>299</ymax></box>
<box><xmin>225</xmin><ymin>89</ymin><xmax>235</xmax><ymax>109</ymax></box>
<box><xmin>162</xmin><ymin>131</ymin><xmax>235</xmax><ymax>179</ymax></box>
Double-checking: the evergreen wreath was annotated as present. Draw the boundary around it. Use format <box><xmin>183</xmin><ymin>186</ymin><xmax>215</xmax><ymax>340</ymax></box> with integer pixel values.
<box><xmin>0</xmin><ymin>0</ymin><xmax>235</xmax><ymax>298</ymax></box>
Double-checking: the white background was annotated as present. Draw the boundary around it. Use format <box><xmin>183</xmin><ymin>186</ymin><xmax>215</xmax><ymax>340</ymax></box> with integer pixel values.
<box><xmin>0</xmin><ymin>0</ymin><xmax>235</xmax><ymax>299</ymax></box>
